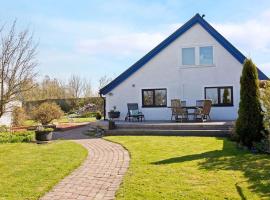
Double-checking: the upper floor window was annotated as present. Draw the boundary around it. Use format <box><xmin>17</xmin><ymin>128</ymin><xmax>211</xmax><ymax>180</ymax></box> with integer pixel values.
<box><xmin>182</xmin><ymin>47</ymin><xmax>195</xmax><ymax>65</ymax></box>
<box><xmin>200</xmin><ymin>46</ymin><xmax>213</xmax><ymax>65</ymax></box>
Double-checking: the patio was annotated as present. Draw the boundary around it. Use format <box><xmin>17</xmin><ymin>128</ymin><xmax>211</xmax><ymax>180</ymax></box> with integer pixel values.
<box><xmin>90</xmin><ymin>120</ymin><xmax>234</xmax><ymax>137</ymax></box>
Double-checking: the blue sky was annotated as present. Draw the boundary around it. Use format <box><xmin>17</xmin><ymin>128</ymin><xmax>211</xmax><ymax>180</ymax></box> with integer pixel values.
<box><xmin>1</xmin><ymin>0</ymin><xmax>270</xmax><ymax>92</ymax></box>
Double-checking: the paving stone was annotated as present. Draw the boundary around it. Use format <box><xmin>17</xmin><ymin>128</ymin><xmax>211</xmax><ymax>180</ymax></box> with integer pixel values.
<box><xmin>40</xmin><ymin>126</ymin><xmax>130</xmax><ymax>200</ymax></box>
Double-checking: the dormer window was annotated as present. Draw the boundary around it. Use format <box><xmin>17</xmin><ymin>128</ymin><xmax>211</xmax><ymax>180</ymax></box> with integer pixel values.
<box><xmin>180</xmin><ymin>46</ymin><xmax>214</xmax><ymax>67</ymax></box>
<box><xmin>200</xmin><ymin>46</ymin><xmax>213</xmax><ymax>65</ymax></box>
<box><xmin>182</xmin><ymin>47</ymin><xmax>195</xmax><ymax>65</ymax></box>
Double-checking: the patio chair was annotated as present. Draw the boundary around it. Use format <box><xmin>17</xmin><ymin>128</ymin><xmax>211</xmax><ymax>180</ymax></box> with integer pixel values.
<box><xmin>171</xmin><ymin>99</ymin><xmax>188</xmax><ymax>122</ymax></box>
<box><xmin>194</xmin><ymin>99</ymin><xmax>212</xmax><ymax>122</ymax></box>
<box><xmin>125</xmin><ymin>103</ymin><xmax>145</xmax><ymax>122</ymax></box>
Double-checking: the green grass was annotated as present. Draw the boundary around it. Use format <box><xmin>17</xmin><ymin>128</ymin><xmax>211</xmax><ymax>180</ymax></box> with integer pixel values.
<box><xmin>0</xmin><ymin>141</ymin><xmax>88</xmax><ymax>200</ymax></box>
<box><xmin>106</xmin><ymin>136</ymin><xmax>270</xmax><ymax>200</ymax></box>
<box><xmin>57</xmin><ymin>117</ymin><xmax>96</xmax><ymax>123</ymax></box>
<box><xmin>23</xmin><ymin>117</ymin><xmax>96</xmax><ymax>126</ymax></box>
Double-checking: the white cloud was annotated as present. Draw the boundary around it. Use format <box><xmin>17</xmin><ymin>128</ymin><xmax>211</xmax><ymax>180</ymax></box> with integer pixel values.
<box><xmin>260</xmin><ymin>62</ymin><xmax>270</xmax><ymax>76</ymax></box>
<box><xmin>76</xmin><ymin>32</ymin><xmax>166</xmax><ymax>56</ymax></box>
<box><xmin>213</xmin><ymin>11</ymin><xmax>270</xmax><ymax>53</ymax></box>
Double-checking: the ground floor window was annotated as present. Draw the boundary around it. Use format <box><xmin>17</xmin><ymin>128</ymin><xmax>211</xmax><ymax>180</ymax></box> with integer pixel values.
<box><xmin>142</xmin><ymin>88</ymin><xmax>167</xmax><ymax>107</ymax></box>
<box><xmin>204</xmin><ymin>86</ymin><xmax>233</xmax><ymax>106</ymax></box>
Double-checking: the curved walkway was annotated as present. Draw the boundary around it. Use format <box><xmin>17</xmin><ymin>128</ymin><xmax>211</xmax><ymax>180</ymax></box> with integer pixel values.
<box><xmin>41</xmin><ymin>126</ymin><xmax>130</xmax><ymax>200</ymax></box>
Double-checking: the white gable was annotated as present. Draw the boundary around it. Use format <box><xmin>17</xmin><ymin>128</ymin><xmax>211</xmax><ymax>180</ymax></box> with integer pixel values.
<box><xmin>105</xmin><ymin>23</ymin><xmax>242</xmax><ymax>120</ymax></box>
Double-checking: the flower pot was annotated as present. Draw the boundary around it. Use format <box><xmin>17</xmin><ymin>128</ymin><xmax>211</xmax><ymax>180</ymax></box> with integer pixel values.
<box><xmin>108</xmin><ymin>120</ymin><xmax>116</xmax><ymax>130</ymax></box>
<box><xmin>108</xmin><ymin>111</ymin><xmax>120</xmax><ymax>119</ymax></box>
<box><xmin>35</xmin><ymin>131</ymin><xmax>53</xmax><ymax>141</ymax></box>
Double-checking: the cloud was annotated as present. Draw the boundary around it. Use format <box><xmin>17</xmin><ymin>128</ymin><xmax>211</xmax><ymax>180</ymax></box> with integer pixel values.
<box><xmin>260</xmin><ymin>62</ymin><xmax>270</xmax><ymax>76</ymax></box>
<box><xmin>74</xmin><ymin>10</ymin><xmax>270</xmax><ymax>58</ymax></box>
<box><xmin>76</xmin><ymin>33</ymin><xmax>166</xmax><ymax>56</ymax></box>
<box><xmin>213</xmin><ymin>12</ymin><xmax>270</xmax><ymax>53</ymax></box>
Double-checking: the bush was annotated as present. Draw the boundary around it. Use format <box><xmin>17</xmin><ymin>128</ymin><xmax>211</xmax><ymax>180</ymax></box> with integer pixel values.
<box><xmin>0</xmin><ymin>125</ymin><xmax>9</xmax><ymax>132</ymax></box>
<box><xmin>31</xmin><ymin>102</ymin><xmax>64</xmax><ymax>125</ymax></box>
<box><xmin>96</xmin><ymin>111</ymin><xmax>102</xmax><ymax>120</ymax></box>
<box><xmin>12</xmin><ymin>107</ymin><xmax>27</xmax><ymax>127</ymax></box>
<box><xmin>261</xmin><ymin>81</ymin><xmax>270</xmax><ymax>133</ymax></box>
<box><xmin>80</xmin><ymin>112</ymin><xmax>97</xmax><ymax>118</ymax></box>
<box><xmin>36</xmin><ymin>126</ymin><xmax>54</xmax><ymax>132</ymax></box>
<box><xmin>235</xmin><ymin>59</ymin><xmax>265</xmax><ymax>148</ymax></box>
<box><xmin>0</xmin><ymin>131</ymin><xmax>35</xmax><ymax>143</ymax></box>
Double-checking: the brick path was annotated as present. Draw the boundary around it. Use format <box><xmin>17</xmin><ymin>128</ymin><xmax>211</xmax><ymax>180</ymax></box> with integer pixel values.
<box><xmin>40</xmin><ymin>126</ymin><xmax>130</xmax><ymax>200</ymax></box>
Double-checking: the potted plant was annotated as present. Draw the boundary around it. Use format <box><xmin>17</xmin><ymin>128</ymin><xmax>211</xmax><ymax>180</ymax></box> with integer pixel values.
<box><xmin>96</xmin><ymin>111</ymin><xmax>102</xmax><ymax>120</ymax></box>
<box><xmin>108</xmin><ymin>106</ymin><xmax>120</xmax><ymax>119</ymax></box>
<box><xmin>31</xmin><ymin>102</ymin><xmax>64</xmax><ymax>141</ymax></box>
<box><xmin>35</xmin><ymin>127</ymin><xmax>54</xmax><ymax>141</ymax></box>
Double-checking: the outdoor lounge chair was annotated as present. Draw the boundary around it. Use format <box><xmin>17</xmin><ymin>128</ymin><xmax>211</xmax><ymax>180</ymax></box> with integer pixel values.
<box><xmin>125</xmin><ymin>103</ymin><xmax>145</xmax><ymax>122</ymax></box>
<box><xmin>171</xmin><ymin>99</ymin><xmax>188</xmax><ymax>122</ymax></box>
<box><xmin>194</xmin><ymin>99</ymin><xmax>212</xmax><ymax>122</ymax></box>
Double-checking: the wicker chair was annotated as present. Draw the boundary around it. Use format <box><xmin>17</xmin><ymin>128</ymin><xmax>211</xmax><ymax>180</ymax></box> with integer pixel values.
<box><xmin>194</xmin><ymin>99</ymin><xmax>212</xmax><ymax>122</ymax></box>
<box><xmin>171</xmin><ymin>99</ymin><xmax>188</xmax><ymax>122</ymax></box>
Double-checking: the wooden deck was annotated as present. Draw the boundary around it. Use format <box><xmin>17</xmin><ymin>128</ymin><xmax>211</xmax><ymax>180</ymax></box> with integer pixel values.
<box><xmin>90</xmin><ymin>120</ymin><xmax>234</xmax><ymax>137</ymax></box>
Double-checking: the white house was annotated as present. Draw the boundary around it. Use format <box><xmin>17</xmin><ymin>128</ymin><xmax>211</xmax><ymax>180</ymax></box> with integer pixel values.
<box><xmin>99</xmin><ymin>14</ymin><xmax>268</xmax><ymax>121</ymax></box>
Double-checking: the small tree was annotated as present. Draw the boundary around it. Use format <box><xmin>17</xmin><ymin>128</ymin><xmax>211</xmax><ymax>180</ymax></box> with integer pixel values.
<box><xmin>32</xmin><ymin>102</ymin><xmax>63</xmax><ymax>125</ymax></box>
<box><xmin>12</xmin><ymin>107</ymin><xmax>27</xmax><ymax>127</ymax></box>
<box><xmin>235</xmin><ymin>59</ymin><xmax>265</xmax><ymax>148</ymax></box>
<box><xmin>223</xmin><ymin>88</ymin><xmax>230</xmax><ymax>104</ymax></box>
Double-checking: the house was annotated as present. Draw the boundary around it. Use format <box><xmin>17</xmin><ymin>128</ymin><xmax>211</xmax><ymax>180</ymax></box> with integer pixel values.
<box><xmin>99</xmin><ymin>14</ymin><xmax>269</xmax><ymax>121</ymax></box>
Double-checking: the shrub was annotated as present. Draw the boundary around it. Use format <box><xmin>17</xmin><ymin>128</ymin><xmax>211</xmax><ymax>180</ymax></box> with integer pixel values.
<box><xmin>96</xmin><ymin>111</ymin><xmax>102</xmax><ymax>120</ymax></box>
<box><xmin>261</xmin><ymin>81</ymin><xmax>270</xmax><ymax>133</ymax></box>
<box><xmin>32</xmin><ymin>102</ymin><xmax>64</xmax><ymax>125</ymax></box>
<box><xmin>0</xmin><ymin>125</ymin><xmax>9</xmax><ymax>132</ymax></box>
<box><xmin>36</xmin><ymin>126</ymin><xmax>54</xmax><ymax>132</ymax></box>
<box><xmin>0</xmin><ymin>131</ymin><xmax>35</xmax><ymax>143</ymax></box>
<box><xmin>12</xmin><ymin>107</ymin><xmax>27</xmax><ymax>127</ymax></box>
<box><xmin>235</xmin><ymin>59</ymin><xmax>265</xmax><ymax>148</ymax></box>
<box><xmin>80</xmin><ymin>112</ymin><xmax>97</xmax><ymax>118</ymax></box>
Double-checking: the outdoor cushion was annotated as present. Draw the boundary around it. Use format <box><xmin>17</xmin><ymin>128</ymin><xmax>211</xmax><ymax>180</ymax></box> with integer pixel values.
<box><xmin>130</xmin><ymin>109</ymin><xmax>140</xmax><ymax>116</ymax></box>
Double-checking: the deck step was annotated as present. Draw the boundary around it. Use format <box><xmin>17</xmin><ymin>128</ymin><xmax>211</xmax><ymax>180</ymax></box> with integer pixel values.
<box><xmin>116</xmin><ymin>125</ymin><xmax>232</xmax><ymax>130</ymax></box>
<box><xmin>105</xmin><ymin>129</ymin><xmax>231</xmax><ymax>137</ymax></box>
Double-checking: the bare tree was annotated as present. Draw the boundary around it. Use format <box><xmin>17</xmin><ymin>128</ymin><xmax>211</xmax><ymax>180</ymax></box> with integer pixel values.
<box><xmin>68</xmin><ymin>75</ymin><xmax>83</xmax><ymax>98</ymax></box>
<box><xmin>0</xmin><ymin>20</ymin><xmax>38</xmax><ymax>117</ymax></box>
<box><xmin>98</xmin><ymin>75</ymin><xmax>112</xmax><ymax>91</ymax></box>
<box><xmin>82</xmin><ymin>78</ymin><xmax>93</xmax><ymax>97</ymax></box>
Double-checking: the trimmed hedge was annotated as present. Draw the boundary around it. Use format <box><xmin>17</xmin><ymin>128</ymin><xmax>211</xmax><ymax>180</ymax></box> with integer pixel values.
<box><xmin>0</xmin><ymin>131</ymin><xmax>35</xmax><ymax>143</ymax></box>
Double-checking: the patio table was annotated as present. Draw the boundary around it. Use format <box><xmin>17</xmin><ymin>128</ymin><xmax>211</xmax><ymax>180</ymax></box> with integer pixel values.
<box><xmin>167</xmin><ymin>106</ymin><xmax>202</xmax><ymax>121</ymax></box>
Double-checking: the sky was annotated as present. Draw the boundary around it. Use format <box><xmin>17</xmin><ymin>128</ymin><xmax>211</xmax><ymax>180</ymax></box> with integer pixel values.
<box><xmin>1</xmin><ymin>0</ymin><xmax>270</xmax><ymax>92</ymax></box>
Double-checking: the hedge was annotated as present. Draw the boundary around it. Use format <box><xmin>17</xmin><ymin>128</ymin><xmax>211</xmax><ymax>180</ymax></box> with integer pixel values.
<box><xmin>0</xmin><ymin>131</ymin><xmax>35</xmax><ymax>143</ymax></box>
<box><xmin>23</xmin><ymin>97</ymin><xmax>104</xmax><ymax>114</ymax></box>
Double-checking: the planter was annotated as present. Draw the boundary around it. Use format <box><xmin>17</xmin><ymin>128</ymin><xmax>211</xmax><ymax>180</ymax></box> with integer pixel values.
<box><xmin>108</xmin><ymin>111</ymin><xmax>120</xmax><ymax>119</ymax></box>
<box><xmin>108</xmin><ymin>120</ymin><xmax>116</xmax><ymax>130</ymax></box>
<box><xmin>35</xmin><ymin>131</ymin><xmax>53</xmax><ymax>141</ymax></box>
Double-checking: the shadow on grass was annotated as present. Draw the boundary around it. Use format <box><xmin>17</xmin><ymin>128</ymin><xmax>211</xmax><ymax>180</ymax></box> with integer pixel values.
<box><xmin>152</xmin><ymin>138</ymin><xmax>270</xmax><ymax>198</ymax></box>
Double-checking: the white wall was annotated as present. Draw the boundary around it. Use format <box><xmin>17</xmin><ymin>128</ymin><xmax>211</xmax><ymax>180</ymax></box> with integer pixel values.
<box><xmin>0</xmin><ymin>101</ymin><xmax>22</xmax><ymax>126</ymax></box>
<box><xmin>105</xmin><ymin>24</ymin><xmax>242</xmax><ymax>120</ymax></box>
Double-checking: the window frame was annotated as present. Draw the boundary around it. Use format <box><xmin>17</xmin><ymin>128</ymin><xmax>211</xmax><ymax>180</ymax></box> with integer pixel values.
<box><xmin>142</xmin><ymin>88</ymin><xmax>167</xmax><ymax>108</ymax></box>
<box><xmin>199</xmin><ymin>46</ymin><xmax>214</xmax><ymax>65</ymax></box>
<box><xmin>204</xmin><ymin>86</ymin><xmax>233</xmax><ymax>107</ymax></box>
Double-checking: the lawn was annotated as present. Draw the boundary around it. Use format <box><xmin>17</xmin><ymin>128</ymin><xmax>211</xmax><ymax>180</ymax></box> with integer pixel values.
<box><xmin>106</xmin><ymin>136</ymin><xmax>270</xmax><ymax>200</ymax></box>
<box><xmin>0</xmin><ymin>141</ymin><xmax>88</xmax><ymax>200</ymax></box>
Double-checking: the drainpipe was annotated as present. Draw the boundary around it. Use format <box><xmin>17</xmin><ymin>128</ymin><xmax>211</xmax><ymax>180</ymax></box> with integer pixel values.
<box><xmin>99</xmin><ymin>93</ymin><xmax>106</xmax><ymax>120</ymax></box>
